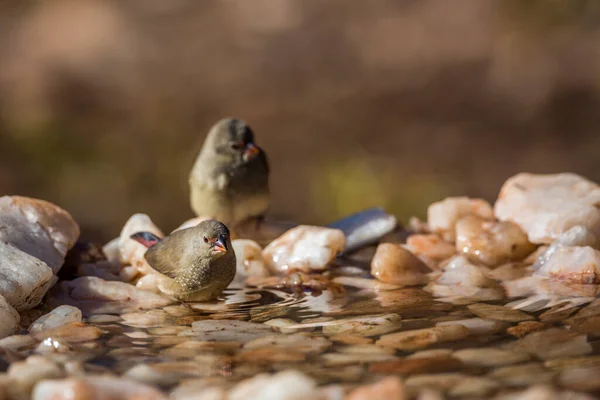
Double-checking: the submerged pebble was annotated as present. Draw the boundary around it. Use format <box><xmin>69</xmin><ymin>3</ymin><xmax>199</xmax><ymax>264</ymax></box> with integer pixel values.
<box><xmin>377</xmin><ymin>324</ymin><xmax>470</xmax><ymax>350</ymax></box>
<box><xmin>29</xmin><ymin>305</ymin><xmax>82</xmax><ymax>334</ymax></box>
<box><xmin>231</xmin><ymin>239</ymin><xmax>270</xmax><ymax>283</ymax></box>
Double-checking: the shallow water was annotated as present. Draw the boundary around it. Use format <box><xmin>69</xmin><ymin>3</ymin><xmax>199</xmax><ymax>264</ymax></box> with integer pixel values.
<box><xmin>28</xmin><ymin>266</ymin><xmax>600</xmax><ymax>398</ymax></box>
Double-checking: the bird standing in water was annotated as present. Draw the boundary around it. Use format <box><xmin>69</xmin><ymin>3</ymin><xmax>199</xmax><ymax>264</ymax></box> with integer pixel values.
<box><xmin>189</xmin><ymin>118</ymin><xmax>269</xmax><ymax>229</ymax></box>
<box><xmin>131</xmin><ymin>220</ymin><xmax>236</xmax><ymax>302</ymax></box>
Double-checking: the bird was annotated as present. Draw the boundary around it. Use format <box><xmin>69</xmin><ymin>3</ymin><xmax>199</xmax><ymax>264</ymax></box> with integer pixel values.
<box><xmin>189</xmin><ymin>118</ymin><xmax>269</xmax><ymax>229</ymax></box>
<box><xmin>130</xmin><ymin>220</ymin><xmax>236</xmax><ymax>302</ymax></box>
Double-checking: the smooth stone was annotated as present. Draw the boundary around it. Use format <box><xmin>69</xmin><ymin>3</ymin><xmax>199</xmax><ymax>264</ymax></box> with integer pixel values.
<box><xmin>327</xmin><ymin>208</ymin><xmax>397</xmax><ymax>253</ymax></box>
<box><xmin>377</xmin><ymin>324</ymin><xmax>469</xmax><ymax>350</ymax></box>
<box><xmin>507</xmin><ymin>321</ymin><xmax>546</xmax><ymax>338</ymax></box>
<box><xmin>329</xmin><ymin>335</ymin><xmax>373</xmax><ymax>345</ymax></box>
<box><xmin>172</xmin><ymin>217</ymin><xmax>211</xmax><ymax>233</ymax></box>
<box><xmin>453</xmin><ymin>347</ymin><xmax>531</xmax><ymax>367</ymax></box>
<box><xmin>8</xmin><ymin>356</ymin><xmax>65</xmax><ymax>399</ymax></box>
<box><xmin>533</xmin><ymin>226</ymin><xmax>599</xmax><ymax>271</ymax></box>
<box><xmin>488</xmin><ymin>363</ymin><xmax>557</xmax><ymax>386</ymax></box>
<box><xmin>263</xmin><ymin>318</ymin><xmax>310</xmax><ymax>334</ymax></box>
<box><xmin>371</xmin><ymin>243</ymin><xmax>430</xmax><ymax>286</ymax></box>
<box><xmin>191</xmin><ymin>320</ymin><xmax>273</xmax><ymax>343</ymax></box>
<box><xmin>228</xmin><ymin>370</ymin><xmax>318</xmax><ymax>400</ymax></box>
<box><xmin>427</xmin><ymin>197</ymin><xmax>494</xmax><ymax>241</ymax></box>
<box><xmin>0</xmin><ymin>334</ymin><xmax>35</xmax><ymax>350</ymax></box>
<box><xmin>0</xmin><ymin>196</ymin><xmax>79</xmax><ymax>273</ymax></box>
<box><xmin>508</xmin><ymin>328</ymin><xmax>592</xmax><ymax>360</ymax></box>
<box><xmin>332</xmin><ymin>276</ymin><xmax>403</xmax><ymax>291</ymax></box>
<box><xmin>288</xmin><ymin>314</ymin><xmax>403</xmax><ymax>337</ymax></box>
<box><xmin>436</xmin><ymin>318</ymin><xmax>509</xmax><ymax>335</ymax></box>
<box><xmin>243</xmin><ymin>333</ymin><xmax>331</xmax><ymax>355</ymax></box>
<box><xmin>467</xmin><ymin>303</ymin><xmax>534</xmax><ymax>322</ymax></box>
<box><xmin>231</xmin><ymin>239</ymin><xmax>270</xmax><ymax>283</ymax></box>
<box><xmin>321</xmin><ymin>352</ymin><xmax>397</xmax><ymax>367</ymax></box>
<box><xmin>102</xmin><ymin>237</ymin><xmax>120</xmax><ymax>263</ymax></box>
<box><xmin>404</xmin><ymin>234</ymin><xmax>456</xmax><ymax>268</ymax></box>
<box><xmin>34</xmin><ymin>337</ymin><xmax>71</xmax><ymax>355</ymax></box>
<box><xmin>262</xmin><ymin>225</ymin><xmax>345</xmax><ymax>274</ymax></box>
<box><xmin>448</xmin><ymin>376</ymin><xmax>499</xmax><ymax>397</ymax></box>
<box><xmin>46</xmin><ymin>277</ymin><xmax>173</xmax><ymax>315</ymax></box>
<box><xmin>0</xmin><ymin>242</ymin><xmax>55</xmax><ymax>311</ymax></box>
<box><xmin>558</xmin><ymin>366</ymin><xmax>600</xmax><ymax>391</ymax></box>
<box><xmin>32</xmin><ymin>322</ymin><xmax>103</xmax><ymax>343</ymax></box>
<box><xmin>29</xmin><ymin>305</ymin><xmax>82</xmax><ymax>334</ymax></box>
<box><xmin>494</xmin><ymin>173</ymin><xmax>600</xmax><ymax>244</ymax></box>
<box><xmin>125</xmin><ymin>360</ymin><xmax>227</xmax><ymax>386</ymax></box>
<box><xmin>488</xmin><ymin>262</ymin><xmax>530</xmax><ymax>281</ymax></box>
<box><xmin>118</xmin><ymin>213</ymin><xmax>164</xmax><ymax>274</ymax></box>
<box><xmin>370</xmin><ymin>357</ymin><xmax>463</xmax><ymax>375</ymax></box>
<box><xmin>0</xmin><ymin>295</ymin><xmax>19</xmax><ymax>339</ymax></box>
<box><xmin>346</xmin><ymin>376</ymin><xmax>406</xmax><ymax>400</ymax></box>
<box><xmin>455</xmin><ymin>216</ymin><xmax>535</xmax><ymax>267</ymax></box>
<box><xmin>32</xmin><ymin>376</ymin><xmax>167</xmax><ymax>400</ymax></box>
<box><xmin>407</xmin><ymin>349</ymin><xmax>453</xmax><ymax>360</ymax></box>
<box><xmin>405</xmin><ymin>373</ymin><xmax>469</xmax><ymax>392</ymax></box>
<box><xmin>534</xmin><ymin>245</ymin><xmax>600</xmax><ymax>284</ymax></box>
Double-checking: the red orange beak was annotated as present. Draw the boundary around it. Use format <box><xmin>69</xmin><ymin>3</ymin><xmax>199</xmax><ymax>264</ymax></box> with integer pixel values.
<box><xmin>243</xmin><ymin>143</ymin><xmax>260</xmax><ymax>161</ymax></box>
<box><xmin>213</xmin><ymin>235</ymin><xmax>228</xmax><ymax>253</ymax></box>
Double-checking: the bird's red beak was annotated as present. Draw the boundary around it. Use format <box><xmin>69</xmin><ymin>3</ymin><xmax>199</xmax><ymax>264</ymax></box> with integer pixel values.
<box><xmin>213</xmin><ymin>235</ymin><xmax>228</xmax><ymax>253</ymax></box>
<box><xmin>243</xmin><ymin>143</ymin><xmax>260</xmax><ymax>162</ymax></box>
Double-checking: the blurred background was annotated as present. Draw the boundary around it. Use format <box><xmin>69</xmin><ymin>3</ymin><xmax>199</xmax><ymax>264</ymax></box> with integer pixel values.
<box><xmin>1</xmin><ymin>0</ymin><xmax>600</xmax><ymax>242</ymax></box>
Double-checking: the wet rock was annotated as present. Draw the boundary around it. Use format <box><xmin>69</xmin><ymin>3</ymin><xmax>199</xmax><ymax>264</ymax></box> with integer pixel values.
<box><xmin>426</xmin><ymin>256</ymin><xmax>504</xmax><ymax>301</ymax></box>
<box><xmin>102</xmin><ymin>237</ymin><xmax>120</xmax><ymax>263</ymax></box>
<box><xmin>369</xmin><ymin>356</ymin><xmax>463</xmax><ymax>375</ymax></box>
<box><xmin>347</xmin><ymin>376</ymin><xmax>406</xmax><ymax>400</ymax></box>
<box><xmin>0</xmin><ymin>242</ymin><xmax>55</xmax><ymax>311</ymax></box>
<box><xmin>436</xmin><ymin>318</ymin><xmax>509</xmax><ymax>335</ymax></box>
<box><xmin>0</xmin><ymin>196</ymin><xmax>79</xmax><ymax>273</ymax></box>
<box><xmin>494</xmin><ymin>173</ymin><xmax>600</xmax><ymax>244</ymax></box>
<box><xmin>489</xmin><ymin>363</ymin><xmax>556</xmax><ymax>386</ymax></box>
<box><xmin>0</xmin><ymin>295</ymin><xmax>19</xmax><ymax>339</ymax></box>
<box><xmin>328</xmin><ymin>207</ymin><xmax>397</xmax><ymax>253</ymax></box>
<box><xmin>508</xmin><ymin>328</ymin><xmax>592</xmax><ymax>360</ymax></box>
<box><xmin>453</xmin><ymin>347</ymin><xmax>530</xmax><ymax>367</ymax></box>
<box><xmin>534</xmin><ymin>245</ymin><xmax>600</xmax><ymax>284</ymax></box>
<box><xmin>32</xmin><ymin>322</ymin><xmax>103</xmax><ymax>343</ymax></box>
<box><xmin>288</xmin><ymin>314</ymin><xmax>403</xmax><ymax>337</ymax></box>
<box><xmin>371</xmin><ymin>243</ymin><xmax>430</xmax><ymax>286</ymax></box>
<box><xmin>488</xmin><ymin>262</ymin><xmax>530</xmax><ymax>281</ymax></box>
<box><xmin>448</xmin><ymin>376</ymin><xmax>499</xmax><ymax>397</ymax></box>
<box><xmin>377</xmin><ymin>324</ymin><xmax>469</xmax><ymax>350</ymax></box>
<box><xmin>125</xmin><ymin>360</ymin><xmax>230</xmax><ymax>386</ymax></box>
<box><xmin>8</xmin><ymin>356</ymin><xmax>65</xmax><ymax>399</ymax></box>
<box><xmin>455</xmin><ymin>216</ymin><xmax>535</xmax><ymax>266</ymax></box>
<box><xmin>243</xmin><ymin>333</ymin><xmax>331</xmax><ymax>355</ymax></box>
<box><xmin>333</xmin><ymin>276</ymin><xmax>402</xmax><ymax>291</ymax></box>
<box><xmin>32</xmin><ymin>376</ymin><xmax>168</xmax><ymax>400</ymax></box>
<box><xmin>46</xmin><ymin>277</ymin><xmax>173</xmax><ymax>316</ymax></box>
<box><xmin>533</xmin><ymin>226</ymin><xmax>599</xmax><ymax>270</ymax></box>
<box><xmin>405</xmin><ymin>234</ymin><xmax>456</xmax><ymax>269</ymax></box>
<box><xmin>405</xmin><ymin>373</ymin><xmax>468</xmax><ymax>393</ymax></box>
<box><xmin>77</xmin><ymin>260</ymin><xmax>138</xmax><ymax>283</ymax></box>
<box><xmin>262</xmin><ymin>226</ymin><xmax>345</xmax><ymax>274</ymax></box>
<box><xmin>467</xmin><ymin>303</ymin><xmax>534</xmax><ymax>322</ymax></box>
<box><xmin>118</xmin><ymin>213</ymin><xmax>164</xmax><ymax>274</ymax></box>
<box><xmin>0</xmin><ymin>334</ymin><xmax>35</xmax><ymax>350</ymax></box>
<box><xmin>29</xmin><ymin>305</ymin><xmax>82</xmax><ymax>334</ymax></box>
<box><xmin>191</xmin><ymin>320</ymin><xmax>273</xmax><ymax>343</ymax></box>
<box><xmin>231</xmin><ymin>239</ymin><xmax>270</xmax><ymax>283</ymax></box>
<box><xmin>558</xmin><ymin>366</ymin><xmax>600</xmax><ymax>391</ymax></box>
<box><xmin>507</xmin><ymin>321</ymin><xmax>546</xmax><ymax>338</ymax></box>
<box><xmin>228</xmin><ymin>370</ymin><xmax>318</xmax><ymax>400</ymax></box>
<box><xmin>329</xmin><ymin>335</ymin><xmax>373</xmax><ymax>345</ymax></box>
<box><xmin>427</xmin><ymin>197</ymin><xmax>494</xmax><ymax>241</ymax></box>
<box><xmin>321</xmin><ymin>351</ymin><xmax>397</xmax><ymax>367</ymax></box>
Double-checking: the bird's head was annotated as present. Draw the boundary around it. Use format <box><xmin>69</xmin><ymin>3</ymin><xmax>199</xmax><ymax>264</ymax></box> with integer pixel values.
<box><xmin>196</xmin><ymin>219</ymin><xmax>233</xmax><ymax>258</ymax></box>
<box><xmin>206</xmin><ymin>118</ymin><xmax>262</xmax><ymax>163</ymax></box>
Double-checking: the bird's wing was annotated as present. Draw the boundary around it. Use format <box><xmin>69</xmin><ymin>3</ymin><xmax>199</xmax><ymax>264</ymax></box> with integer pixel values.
<box><xmin>144</xmin><ymin>232</ymin><xmax>188</xmax><ymax>279</ymax></box>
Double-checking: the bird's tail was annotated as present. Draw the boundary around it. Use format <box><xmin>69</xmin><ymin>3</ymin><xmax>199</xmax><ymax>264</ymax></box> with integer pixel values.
<box><xmin>130</xmin><ymin>232</ymin><xmax>162</xmax><ymax>248</ymax></box>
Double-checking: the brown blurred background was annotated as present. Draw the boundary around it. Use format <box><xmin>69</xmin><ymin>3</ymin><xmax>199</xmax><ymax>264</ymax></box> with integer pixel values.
<box><xmin>1</xmin><ymin>0</ymin><xmax>600</xmax><ymax>242</ymax></box>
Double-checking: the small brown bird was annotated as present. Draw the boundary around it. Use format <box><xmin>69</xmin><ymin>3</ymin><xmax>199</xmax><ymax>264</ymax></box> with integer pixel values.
<box><xmin>189</xmin><ymin>118</ymin><xmax>269</xmax><ymax>229</ymax></box>
<box><xmin>131</xmin><ymin>220</ymin><xmax>236</xmax><ymax>302</ymax></box>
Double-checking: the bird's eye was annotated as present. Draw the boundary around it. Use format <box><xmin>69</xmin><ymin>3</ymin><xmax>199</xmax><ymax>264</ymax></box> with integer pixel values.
<box><xmin>203</xmin><ymin>236</ymin><xmax>209</xmax><ymax>243</ymax></box>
